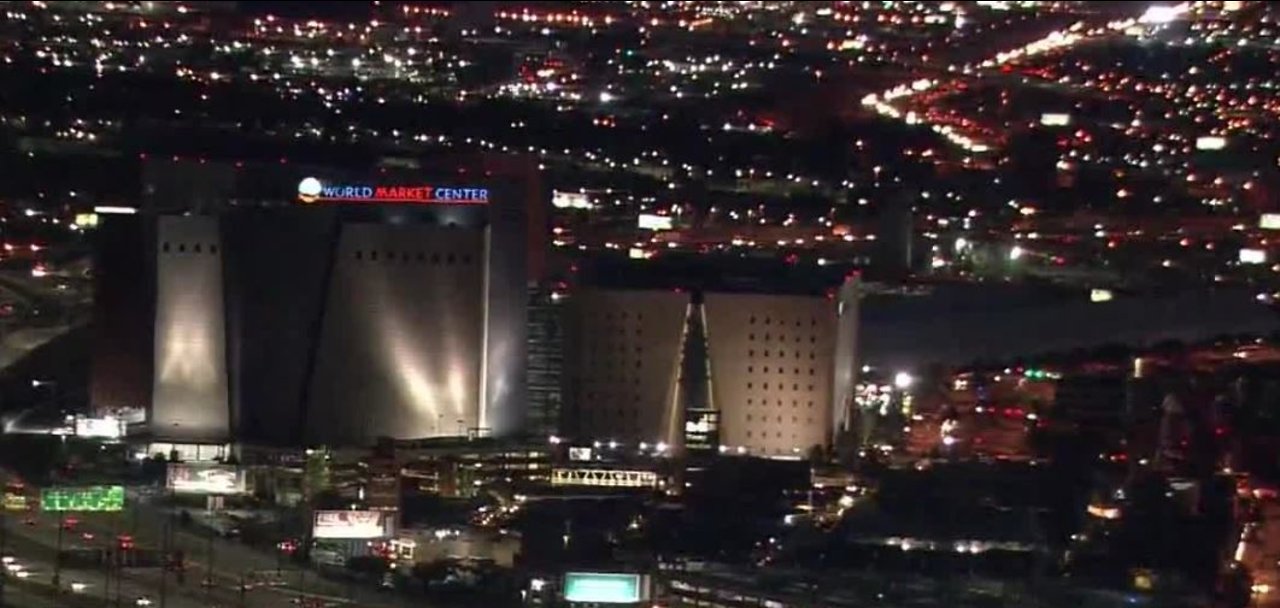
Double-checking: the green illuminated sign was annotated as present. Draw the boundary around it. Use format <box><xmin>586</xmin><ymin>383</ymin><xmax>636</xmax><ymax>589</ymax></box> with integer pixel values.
<box><xmin>40</xmin><ymin>486</ymin><xmax>125</xmax><ymax>512</ymax></box>
<box><xmin>563</xmin><ymin>573</ymin><xmax>641</xmax><ymax>604</ymax></box>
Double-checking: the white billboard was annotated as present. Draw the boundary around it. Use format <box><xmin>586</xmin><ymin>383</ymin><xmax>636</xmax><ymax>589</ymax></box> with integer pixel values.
<box><xmin>1261</xmin><ymin>214</ymin><xmax>1280</xmax><ymax>231</ymax></box>
<box><xmin>313</xmin><ymin>510</ymin><xmax>392</xmax><ymax>539</ymax></box>
<box><xmin>167</xmin><ymin>464</ymin><xmax>246</xmax><ymax>495</ymax></box>
<box><xmin>74</xmin><ymin>416</ymin><xmax>124</xmax><ymax>439</ymax></box>
<box><xmin>1240</xmin><ymin>248</ymin><xmax>1268</xmax><ymax>265</ymax></box>
<box><xmin>1039</xmin><ymin>113</ymin><xmax>1071</xmax><ymax>127</ymax></box>
<box><xmin>1196</xmin><ymin>136</ymin><xmax>1227</xmax><ymax>151</ymax></box>
<box><xmin>637</xmin><ymin>214</ymin><xmax>674</xmax><ymax>230</ymax></box>
<box><xmin>552</xmin><ymin>191</ymin><xmax>593</xmax><ymax>210</ymax></box>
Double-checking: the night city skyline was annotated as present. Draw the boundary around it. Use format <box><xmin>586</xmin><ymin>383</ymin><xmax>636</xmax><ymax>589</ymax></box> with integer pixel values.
<box><xmin>0</xmin><ymin>1</ymin><xmax>1278</xmax><ymax>607</ymax></box>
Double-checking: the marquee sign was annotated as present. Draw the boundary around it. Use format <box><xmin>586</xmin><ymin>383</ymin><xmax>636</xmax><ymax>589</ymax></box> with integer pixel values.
<box><xmin>551</xmin><ymin>468</ymin><xmax>659</xmax><ymax>489</ymax></box>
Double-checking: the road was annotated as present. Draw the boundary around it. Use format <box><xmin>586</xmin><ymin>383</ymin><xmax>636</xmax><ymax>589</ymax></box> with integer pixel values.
<box><xmin>1240</xmin><ymin>501</ymin><xmax>1280</xmax><ymax>607</ymax></box>
<box><xmin>0</xmin><ymin>500</ymin><xmax>427</xmax><ymax>608</ymax></box>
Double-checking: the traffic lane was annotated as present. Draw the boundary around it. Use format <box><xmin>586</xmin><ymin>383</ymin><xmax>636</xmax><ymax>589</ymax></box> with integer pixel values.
<box><xmin>18</xmin><ymin>507</ymin><xmax>426</xmax><ymax>608</ymax></box>
<box><xmin>1239</xmin><ymin>501</ymin><xmax>1280</xmax><ymax>607</ymax></box>
<box><xmin>20</xmin><ymin>510</ymin><xmax>379</xmax><ymax>608</ymax></box>
<box><xmin>0</xmin><ymin>534</ymin><xmax>199</xmax><ymax>608</ymax></box>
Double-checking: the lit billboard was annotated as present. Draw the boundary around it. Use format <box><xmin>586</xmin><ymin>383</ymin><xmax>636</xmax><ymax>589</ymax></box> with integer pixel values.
<box><xmin>1039</xmin><ymin>113</ymin><xmax>1072</xmax><ymax>127</ymax></box>
<box><xmin>41</xmin><ymin>486</ymin><xmax>124</xmax><ymax>512</ymax></box>
<box><xmin>563</xmin><ymin>573</ymin><xmax>644</xmax><ymax>604</ymax></box>
<box><xmin>75</xmin><ymin>416</ymin><xmax>124</xmax><ymax>439</ymax></box>
<box><xmin>637</xmin><ymin>214</ymin><xmax>674</xmax><ymax>231</ymax></box>
<box><xmin>1240</xmin><ymin>248</ymin><xmax>1268</xmax><ymax>265</ymax></box>
<box><xmin>167</xmin><ymin>464</ymin><xmax>246</xmax><ymax>495</ymax></box>
<box><xmin>552</xmin><ymin>191</ymin><xmax>593</xmax><ymax>210</ymax></box>
<box><xmin>1261</xmin><ymin>214</ymin><xmax>1280</xmax><ymax>231</ymax></box>
<box><xmin>1195</xmin><ymin>136</ymin><xmax>1227</xmax><ymax>151</ymax></box>
<box><xmin>3</xmin><ymin>493</ymin><xmax>27</xmax><ymax>511</ymax></box>
<box><xmin>313</xmin><ymin>510</ymin><xmax>392</xmax><ymax>539</ymax></box>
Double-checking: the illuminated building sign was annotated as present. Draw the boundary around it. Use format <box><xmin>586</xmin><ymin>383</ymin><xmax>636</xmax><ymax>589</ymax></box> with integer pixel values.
<box><xmin>684</xmin><ymin>409</ymin><xmax>720</xmax><ymax>451</ymax></box>
<box><xmin>297</xmin><ymin>177</ymin><xmax>489</xmax><ymax>205</ymax></box>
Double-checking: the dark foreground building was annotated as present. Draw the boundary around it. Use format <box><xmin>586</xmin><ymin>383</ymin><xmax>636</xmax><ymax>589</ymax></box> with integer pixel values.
<box><xmin>92</xmin><ymin>158</ymin><xmax>541</xmax><ymax>447</ymax></box>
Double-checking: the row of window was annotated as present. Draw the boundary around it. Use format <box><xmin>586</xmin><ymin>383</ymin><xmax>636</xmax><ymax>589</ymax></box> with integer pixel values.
<box><xmin>353</xmin><ymin>250</ymin><xmax>474</xmax><ymax>264</ymax></box>
<box><xmin>749</xmin><ymin>350</ymin><xmax>817</xmax><ymax>360</ymax></box>
<box><xmin>582</xmin><ymin>408</ymin><xmax>643</xmax><ymax>419</ymax></box>
<box><xmin>585</xmin><ymin>328</ymin><xmax>645</xmax><ymax>337</ymax></box>
<box><xmin>161</xmin><ymin>242</ymin><xmax>218</xmax><ymax>254</ymax></box>
<box><xmin>601</xmin><ymin>311</ymin><xmax>645</xmax><ymax>321</ymax></box>
<box><xmin>745</xmin><ymin>415</ymin><xmax>814</xmax><ymax>424</ymax></box>
<box><xmin>746</xmin><ymin>382</ymin><xmax>815</xmax><ymax>392</ymax></box>
<box><xmin>745</xmin><ymin>431</ymin><xmax>800</xmax><ymax>440</ymax></box>
<box><xmin>583</xmin><ymin>391</ymin><xmax>643</xmax><ymax>401</ymax></box>
<box><xmin>749</xmin><ymin>316</ymin><xmax>819</xmax><ymax>327</ymax></box>
<box><xmin>747</xmin><ymin>366</ymin><xmax>817</xmax><ymax>376</ymax></box>
<box><xmin>747</xmin><ymin>398</ymin><xmax>815</xmax><ymax>408</ymax></box>
<box><xmin>588</xmin><ymin>354</ymin><xmax>645</xmax><ymax>365</ymax></box>
<box><xmin>748</xmin><ymin>334</ymin><xmax>818</xmax><ymax>344</ymax></box>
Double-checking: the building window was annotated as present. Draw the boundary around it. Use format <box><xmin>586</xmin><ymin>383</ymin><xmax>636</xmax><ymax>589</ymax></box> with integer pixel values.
<box><xmin>371</xmin><ymin>251</ymin><xmax>379</xmax><ymax>261</ymax></box>
<box><xmin>162</xmin><ymin>242</ymin><xmax>170</xmax><ymax>253</ymax></box>
<box><xmin>193</xmin><ymin>244</ymin><xmax>202</xmax><ymax>253</ymax></box>
<box><xmin>355</xmin><ymin>250</ymin><xmax>363</xmax><ymax>260</ymax></box>
<box><xmin>431</xmin><ymin>254</ymin><xmax>440</xmax><ymax>264</ymax></box>
<box><xmin>748</xmin><ymin>366</ymin><xmax>754</xmax><ymax>373</ymax></box>
<box><xmin>749</xmin><ymin>316</ymin><xmax>756</xmax><ymax>325</ymax></box>
<box><xmin>749</xmin><ymin>334</ymin><xmax>755</xmax><ymax>341</ymax></box>
<box><xmin>210</xmin><ymin>245</ymin><xmax>218</xmax><ymax>254</ymax></box>
<box><xmin>178</xmin><ymin>244</ymin><xmax>186</xmax><ymax>253</ymax></box>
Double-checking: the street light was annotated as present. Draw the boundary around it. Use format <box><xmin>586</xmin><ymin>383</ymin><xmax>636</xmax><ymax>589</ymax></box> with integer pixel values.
<box><xmin>893</xmin><ymin>372</ymin><xmax>915</xmax><ymax>390</ymax></box>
